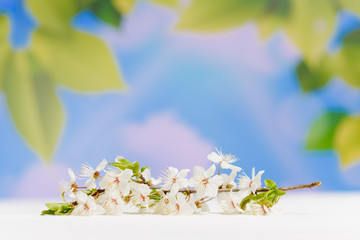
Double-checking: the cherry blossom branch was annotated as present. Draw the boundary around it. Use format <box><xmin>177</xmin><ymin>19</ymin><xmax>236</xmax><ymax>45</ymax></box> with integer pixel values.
<box><xmin>45</xmin><ymin>150</ymin><xmax>323</xmax><ymax>216</ymax></box>
<box><xmin>256</xmin><ymin>181</ymin><xmax>322</xmax><ymax>193</ymax></box>
<box><xmin>149</xmin><ymin>181</ymin><xmax>321</xmax><ymax>194</ymax></box>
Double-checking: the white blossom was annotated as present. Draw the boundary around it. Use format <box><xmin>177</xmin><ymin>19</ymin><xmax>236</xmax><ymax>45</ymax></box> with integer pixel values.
<box><xmin>154</xmin><ymin>194</ymin><xmax>174</xmax><ymax>215</ymax></box>
<box><xmin>189</xmin><ymin>165</ymin><xmax>223</xmax><ymax>199</ymax></box>
<box><xmin>244</xmin><ymin>203</ymin><xmax>269</xmax><ymax>215</ymax></box>
<box><xmin>96</xmin><ymin>190</ymin><xmax>126</xmax><ymax>215</ymax></box>
<box><xmin>161</xmin><ymin>167</ymin><xmax>190</xmax><ymax>195</ymax></box>
<box><xmin>44</xmin><ymin>149</ymin><xmax>286</xmax><ymax>217</ymax></box>
<box><xmin>99</xmin><ymin>168</ymin><xmax>133</xmax><ymax>195</ymax></box>
<box><xmin>168</xmin><ymin>193</ymin><xmax>196</xmax><ymax>215</ymax></box>
<box><xmin>131</xmin><ymin>183</ymin><xmax>153</xmax><ymax>208</ymax></box>
<box><xmin>220</xmin><ymin>170</ymin><xmax>237</xmax><ymax>189</ymax></box>
<box><xmin>218</xmin><ymin>191</ymin><xmax>246</xmax><ymax>214</ymax></box>
<box><xmin>207</xmin><ymin>149</ymin><xmax>242</xmax><ymax>172</ymax></box>
<box><xmin>80</xmin><ymin>159</ymin><xmax>107</xmax><ymax>189</ymax></box>
<box><xmin>142</xmin><ymin>168</ymin><xmax>162</xmax><ymax>185</ymax></box>
<box><xmin>58</xmin><ymin>168</ymin><xmax>77</xmax><ymax>199</ymax></box>
<box><xmin>71</xmin><ymin>191</ymin><xmax>105</xmax><ymax>216</ymax></box>
<box><xmin>238</xmin><ymin>168</ymin><xmax>264</xmax><ymax>196</ymax></box>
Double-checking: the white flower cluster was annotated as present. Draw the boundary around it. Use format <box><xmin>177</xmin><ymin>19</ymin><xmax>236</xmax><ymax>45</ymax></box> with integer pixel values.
<box><xmin>51</xmin><ymin>149</ymin><xmax>285</xmax><ymax>216</ymax></box>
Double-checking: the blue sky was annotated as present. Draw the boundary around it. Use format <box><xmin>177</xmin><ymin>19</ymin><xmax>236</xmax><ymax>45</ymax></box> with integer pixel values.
<box><xmin>1</xmin><ymin>0</ymin><xmax>360</xmax><ymax>198</ymax></box>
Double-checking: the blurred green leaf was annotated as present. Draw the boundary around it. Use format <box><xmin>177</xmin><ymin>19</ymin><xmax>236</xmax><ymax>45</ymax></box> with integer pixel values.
<box><xmin>334</xmin><ymin>116</ymin><xmax>360</xmax><ymax>167</ymax></box>
<box><xmin>257</xmin><ymin>0</ymin><xmax>291</xmax><ymax>39</ymax></box>
<box><xmin>90</xmin><ymin>0</ymin><xmax>122</xmax><ymax>27</ymax></box>
<box><xmin>27</xmin><ymin>0</ymin><xmax>79</xmax><ymax>33</ymax></box>
<box><xmin>285</xmin><ymin>0</ymin><xmax>336</xmax><ymax>65</ymax></box>
<box><xmin>306</xmin><ymin>112</ymin><xmax>347</xmax><ymax>150</ymax></box>
<box><xmin>3</xmin><ymin>52</ymin><xmax>64</xmax><ymax>162</ymax></box>
<box><xmin>296</xmin><ymin>57</ymin><xmax>333</xmax><ymax>92</ymax></box>
<box><xmin>32</xmin><ymin>29</ymin><xmax>125</xmax><ymax>92</ymax></box>
<box><xmin>0</xmin><ymin>15</ymin><xmax>11</xmax><ymax>91</ymax></box>
<box><xmin>334</xmin><ymin>30</ymin><xmax>360</xmax><ymax>88</ymax></box>
<box><xmin>150</xmin><ymin>0</ymin><xmax>178</xmax><ymax>8</ymax></box>
<box><xmin>176</xmin><ymin>0</ymin><xmax>266</xmax><ymax>31</ymax></box>
<box><xmin>339</xmin><ymin>0</ymin><xmax>360</xmax><ymax>15</ymax></box>
<box><xmin>112</xmin><ymin>0</ymin><xmax>136</xmax><ymax>15</ymax></box>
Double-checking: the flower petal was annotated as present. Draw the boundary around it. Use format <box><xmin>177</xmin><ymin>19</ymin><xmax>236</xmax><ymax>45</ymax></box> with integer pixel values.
<box><xmin>76</xmin><ymin>191</ymin><xmax>88</xmax><ymax>204</ymax></box>
<box><xmin>193</xmin><ymin>166</ymin><xmax>205</xmax><ymax>178</ymax></box>
<box><xmin>68</xmin><ymin>168</ymin><xmax>76</xmax><ymax>181</ymax></box>
<box><xmin>205</xmin><ymin>164</ymin><xmax>216</xmax><ymax>178</ymax></box>
<box><xmin>177</xmin><ymin>169</ymin><xmax>190</xmax><ymax>178</ymax></box>
<box><xmin>221</xmin><ymin>162</ymin><xmax>242</xmax><ymax>172</ymax></box>
<box><xmin>254</xmin><ymin>170</ymin><xmax>264</xmax><ymax>187</ymax></box>
<box><xmin>122</xmin><ymin>169</ymin><xmax>134</xmax><ymax>180</ymax></box>
<box><xmin>207</xmin><ymin>152</ymin><xmax>221</xmax><ymax>163</ymax></box>
<box><xmin>142</xmin><ymin>168</ymin><xmax>151</xmax><ymax>182</ymax></box>
<box><xmin>211</xmin><ymin>175</ymin><xmax>224</xmax><ymax>186</ymax></box>
<box><xmin>206</xmin><ymin>183</ymin><xmax>219</xmax><ymax>198</ymax></box>
<box><xmin>168</xmin><ymin>167</ymin><xmax>179</xmax><ymax>177</ymax></box>
<box><xmin>96</xmin><ymin>159</ymin><xmax>108</xmax><ymax>171</ymax></box>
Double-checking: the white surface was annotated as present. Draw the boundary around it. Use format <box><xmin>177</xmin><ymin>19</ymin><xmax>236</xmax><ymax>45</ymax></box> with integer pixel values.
<box><xmin>0</xmin><ymin>192</ymin><xmax>359</xmax><ymax>240</ymax></box>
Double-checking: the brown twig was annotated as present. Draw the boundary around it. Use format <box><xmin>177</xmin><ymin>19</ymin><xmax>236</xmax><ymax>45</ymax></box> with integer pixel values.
<box><xmin>150</xmin><ymin>181</ymin><xmax>321</xmax><ymax>194</ymax></box>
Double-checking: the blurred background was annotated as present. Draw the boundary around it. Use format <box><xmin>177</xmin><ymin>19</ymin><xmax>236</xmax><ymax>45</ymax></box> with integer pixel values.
<box><xmin>1</xmin><ymin>0</ymin><xmax>360</xmax><ymax>198</ymax></box>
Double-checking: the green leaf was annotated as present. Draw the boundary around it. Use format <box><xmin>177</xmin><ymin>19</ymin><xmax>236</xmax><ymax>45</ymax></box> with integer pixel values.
<box><xmin>109</xmin><ymin>158</ymin><xmax>133</xmax><ymax>170</ymax></box>
<box><xmin>176</xmin><ymin>0</ymin><xmax>266</xmax><ymax>32</ymax></box>
<box><xmin>240</xmin><ymin>194</ymin><xmax>253</xmax><ymax>210</ymax></box>
<box><xmin>112</xmin><ymin>0</ymin><xmax>136</xmax><ymax>15</ymax></box>
<box><xmin>149</xmin><ymin>191</ymin><xmax>162</xmax><ymax>201</ymax></box>
<box><xmin>118</xmin><ymin>158</ymin><xmax>132</xmax><ymax>165</ymax></box>
<box><xmin>296</xmin><ymin>57</ymin><xmax>333</xmax><ymax>92</ymax></box>
<box><xmin>334</xmin><ymin>30</ymin><xmax>360</xmax><ymax>88</ymax></box>
<box><xmin>141</xmin><ymin>166</ymin><xmax>150</xmax><ymax>172</ymax></box>
<box><xmin>56</xmin><ymin>204</ymin><xmax>74</xmax><ymax>215</ymax></box>
<box><xmin>32</xmin><ymin>29</ymin><xmax>125</xmax><ymax>92</ymax></box>
<box><xmin>0</xmin><ymin>15</ymin><xmax>11</xmax><ymax>91</ymax></box>
<box><xmin>45</xmin><ymin>203</ymin><xmax>71</xmax><ymax>212</ymax></box>
<box><xmin>274</xmin><ymin>189</ymin><xmax>286</xmax><ymax>196</ymax></box>
<box><xmin>339</xmin><ymin>0</ymin><xmax>360</xmax><ymax>15</ymax></box>
<box><xmin>285</xmin><ymin>0</ymin><xmax>336</xmax><ymax>65</ymax></box>
<box><xmin>82</xmin><ymin>189</ymin><xmax>97</xmax><ymax>195</ymax></box>
<box><xmin>266</xmin><ymin>190</ymin><xmax>277</xmax><ymax>202</ymax></box>
<box><xmin>44</xmin><ymin>203</ymin><xmax>73</xmax><ymax>215</ymax></box>
<box><xmin>3</xmin><ymin>52</ymin><xmax>64</xmax><ymax>162</ymax></box>
<box><xmin>257</xmin><ymin>0</ymin><xmax>291</xmax><ymax>39</ymax></box>
<box><xmin>131</xmin><ymin>161</ymin><xmax>140</xmax><ymax>174</ymax></box>
<box><xmin>27</xmin><ymin>0</ymin><xmax>79</xmax><ymax>33</ymax></box>
<box><xmin>90</xmin><ymin>0</ymin><xmax>122</xmax><ymax>27</ymax></box>
<box><xmin>264</xmin><ymin>179</ymin><xmax>277</xmax><ymax>190</ymax></box>
<box><xmin>41</xmin><ymin>210</ymin><xmax>55</xmax><ymax>215</ymax></box>
<box><xmin>251</xmin><ymin>192</ymin><xmax>266</xmax><ymax>201</ymax></box>
<box><xmin>306</xmin><ymin>112</ymin><xmax>347</xmax><ymax>150</ymax></box>
<box><xmin>150</xmin><ymin>0</ymin><xmax>178</xmax><ymax>8</ymax></box>
<box><xmin>109</xmin><ymin>162</ymin><xmax>128</xmax><ymax>170</ymax></box>
<box><xmin>334</xmin><ymin>116</ymin><xmax>360</xmax><ymax>167</ymax></box>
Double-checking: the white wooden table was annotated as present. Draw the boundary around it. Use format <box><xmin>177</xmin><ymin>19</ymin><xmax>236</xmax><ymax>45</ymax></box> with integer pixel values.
<box><xmin>0</xmin><ymin>193</ymin><xmax>359</xmax><ymax>240</ymax></box>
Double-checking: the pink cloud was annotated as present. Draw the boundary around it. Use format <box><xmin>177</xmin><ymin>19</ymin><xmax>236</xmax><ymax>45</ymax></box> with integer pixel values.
<box><xmin>119</xmin><ymin>111</ymin><xmax>214</xmax><ymax>173</ymax></box>
<box><xmin>13</xmin><ymin>163</ymin><xmax>68</xmax><ymax>198</ymax></box>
